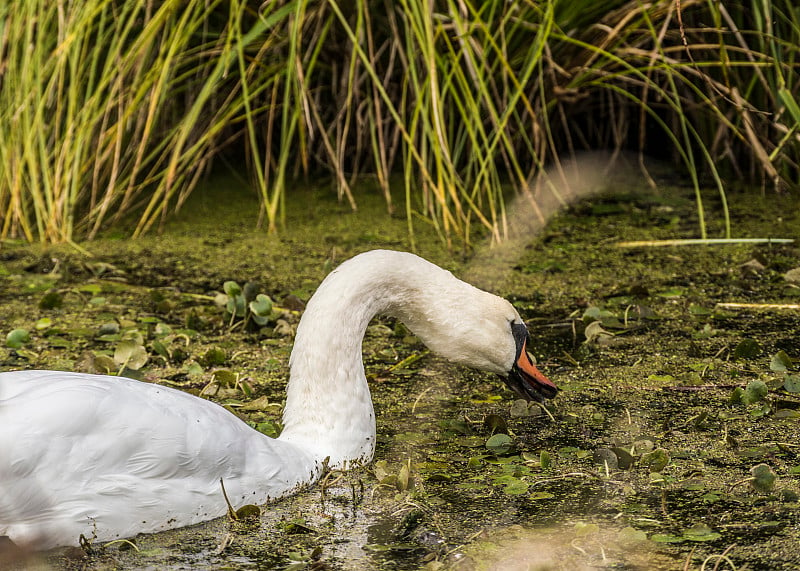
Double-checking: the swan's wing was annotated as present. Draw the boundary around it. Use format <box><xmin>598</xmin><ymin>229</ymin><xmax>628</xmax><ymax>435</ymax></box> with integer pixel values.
<box><xmin>0</xmin><ymin>371</ymin><xmax>316</xmax><ymax>547</ymax></box>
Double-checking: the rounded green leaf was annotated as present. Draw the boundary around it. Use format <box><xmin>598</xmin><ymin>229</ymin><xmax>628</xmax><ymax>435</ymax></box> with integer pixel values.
<box><xmin>502</xmin><ymin>478</ymin><xmax>529</xmax><ymax>495</ymax></box>
<box><xmin>223</xmin><ymin>281</ymin><xmax>242</xmax><ymax>297</ymax></box>
<box><xmin>486</xmin><ymin>433</ymin><xmax>514</xmax><ymax>455</ymax></box>
<box><xmin>742</xmin><ymin>380</ymin><xmax>768</xmax><ymax>405</ymax></box>
<box><xmin>249</xmin><ymin>294</ymin><xmax>273</xmax><ymax>317</ymax></box>
<box><xmin>6</xmin><ymin>328</ymin><xmax>31</xmax><ymax>349</ymax></box>
<box><xmin>682</xmin><ymin>524</ymin><xmax>721</xmax><ymax>542</ymax></box>
<box><xmin>114</xmin><ymin>340</ymin><xmax>149</xmax><ymax>370</ymax></box>
<box><xmin>750</xmin><ymin>463</ymin><xmax>777</xmax><ymax>493</ymax></box>
<box><xmin>784</xmin><ymin>375</ymin><xmax>800</xmax><ymax>394</ymax></box>
<box><xmin>734</xmin><ymin>338</ymin><xmax>761</xmax><ymax>359</ymax></box>
<box><xmin>38</xmin><ymin>291</ymin><xmax>63</xmax><ymax>310</ymax></box>
<box><xmin>770</xmin><ymin>350</ymin><xmax>793</xmax><ymax>372</ymax></box>
<box><xmin>641</xmin><ymin>448</ymin><xmax>670</xmax><ymax>472</ymax></box>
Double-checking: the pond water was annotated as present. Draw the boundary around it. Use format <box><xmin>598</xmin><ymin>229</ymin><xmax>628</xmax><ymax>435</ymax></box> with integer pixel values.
<box><xmin>1</xmin><ymin>170</ymin><xmax>799</xmax><ymax>570</ymax></box>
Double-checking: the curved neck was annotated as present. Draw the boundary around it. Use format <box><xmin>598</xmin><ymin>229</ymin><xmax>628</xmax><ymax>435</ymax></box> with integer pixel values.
<box><xmin>276</xmin><ymin>250</ymin><xmax>505</xmax><ymax>470</ymax></box>
<box><xmin>277</xmin><ymin>256</ymin><xmax>398</xmax><ymax>469</ymax></box>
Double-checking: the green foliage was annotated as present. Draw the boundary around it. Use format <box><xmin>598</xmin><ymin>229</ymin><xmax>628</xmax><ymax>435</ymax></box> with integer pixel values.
<box><xmin>215</xmin><ymin>281</ymin><xmax>276</xmax><ymax>329</ymax></box>
<box><xmin>5</xmin><ymin>328</ymin><xmax>30</xmax><ymax>349</ymax></box>
<box><xmin>1</xmin><ymin>0</ymin><xmax>798</xmax><ymax>245</ymax></box>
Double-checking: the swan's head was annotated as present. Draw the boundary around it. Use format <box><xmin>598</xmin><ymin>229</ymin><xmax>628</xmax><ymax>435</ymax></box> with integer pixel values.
<box><xmin>395</xmin><ymin>276</ymin><xmax>559</xmax><ymax>403</ymax></box>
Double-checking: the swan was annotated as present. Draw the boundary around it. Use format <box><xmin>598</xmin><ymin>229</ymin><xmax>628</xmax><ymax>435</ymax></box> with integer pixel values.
<box><xmin>0</xmin><ymin>249</ymin><xmax>557</xmax><ymax>549</ymax></box>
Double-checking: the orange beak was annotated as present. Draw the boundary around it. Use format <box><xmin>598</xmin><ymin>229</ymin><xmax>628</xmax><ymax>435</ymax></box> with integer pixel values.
<box><xmin>504</xmin><ymin>326</ymin><xmax>558</xmax><ymax>402</ymax></box>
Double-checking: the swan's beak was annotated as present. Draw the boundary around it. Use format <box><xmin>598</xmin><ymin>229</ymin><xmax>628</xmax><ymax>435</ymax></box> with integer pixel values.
<box><xmin>504</xmin><ymin>324</ymin><xmax>558</xmax><ymax>402</ymax></box>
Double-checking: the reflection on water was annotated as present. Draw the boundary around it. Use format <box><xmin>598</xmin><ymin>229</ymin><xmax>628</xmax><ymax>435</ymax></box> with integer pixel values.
<box><xmin>455</xmin><ymin>523</ymin><xmax>681</xmax><ymax>571</ymax></box>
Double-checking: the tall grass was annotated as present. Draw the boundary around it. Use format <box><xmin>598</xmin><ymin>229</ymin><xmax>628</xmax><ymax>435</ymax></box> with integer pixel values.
<box><xmin>0</xmin><ymin>0</ymin><xmax>798</xmax><ymax>246</ymax></box>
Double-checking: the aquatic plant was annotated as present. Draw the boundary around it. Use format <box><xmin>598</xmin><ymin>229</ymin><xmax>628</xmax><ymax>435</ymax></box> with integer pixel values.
<box><xmin>0</xmin><ymin>0</ymin><xmax>798</xmax><ymax>245</ymax></box>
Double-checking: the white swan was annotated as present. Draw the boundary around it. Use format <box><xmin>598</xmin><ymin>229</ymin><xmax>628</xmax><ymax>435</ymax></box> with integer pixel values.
<box><xmin>0</xmin><ymin>249</ymin><xmax>557</xmax><ymax>549</ymax></box>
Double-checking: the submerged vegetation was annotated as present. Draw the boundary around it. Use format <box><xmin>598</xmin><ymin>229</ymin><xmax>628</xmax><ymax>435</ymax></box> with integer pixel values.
<box><xmin>0</xmin><ymin>0</ymin><xmax>798</xmax><ymax>246</ymax></box>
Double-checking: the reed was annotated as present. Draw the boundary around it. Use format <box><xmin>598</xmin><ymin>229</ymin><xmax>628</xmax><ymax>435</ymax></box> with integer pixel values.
<box><xmin>0</xmin><ymin>0</ymin><xmax>797</xmax><ymax>246</ymax></box>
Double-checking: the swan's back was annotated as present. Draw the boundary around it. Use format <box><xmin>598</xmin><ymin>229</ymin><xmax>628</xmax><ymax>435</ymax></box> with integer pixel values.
<box><xmin>0</xmin><ymin>371</ymin><xmax>315</xmax><ymax>548</ymax></box>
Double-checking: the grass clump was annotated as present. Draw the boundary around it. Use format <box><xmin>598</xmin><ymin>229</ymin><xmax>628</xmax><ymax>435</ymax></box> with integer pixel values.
<box><xmin>0</xmin><ymin>0</ymin><xmax>798</xmax><ymax>246</ymax></box>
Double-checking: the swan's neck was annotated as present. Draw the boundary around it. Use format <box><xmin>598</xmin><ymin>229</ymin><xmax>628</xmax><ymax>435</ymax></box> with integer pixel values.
<box><xmin>276</xmin><ymin>251</ymin><xmax>506</xmax><ymax>470</ymax></box>
<box><xmin>277</xmin><ymin>263</ymin><xmax>391</xmax><ymax>470</ymax></box>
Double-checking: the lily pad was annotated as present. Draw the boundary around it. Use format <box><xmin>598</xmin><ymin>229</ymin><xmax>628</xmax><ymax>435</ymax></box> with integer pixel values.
<box><xmin>39</xmin><ymin>291</ymin><xmax>63</xmax><ymax>310</ymax></box>
<box><xmin>485</xmin><ymin>433</ymin><xmax>514</xmax><ymax>455</ymax></box>
<box><xmin>6</xmin><ymin>328</ymin><xmax>31</xmax><ymax>349</ymax></box>
<box><xmin>593</xmin><ymin>448</ymin><xmax>618</xmax><ymax>471</ymax></box>
<box><xmin>611</xmin><ymin>447</ymin><xmax>635</xmax><ymax>470</ymax></box>
<box><xmin>501</xmin><ymin>477</ymin><xmax>529</xmax><ymax>495</ymax></box>
<box><xmin>584</xmin><ymin>320</ymin><xmax>614</xmax><ymax>344</ymax></box>
<box><xmin>483</xmin><ymin>414</ymin><xmax>508</xmax><ymax>435</ymax></box>
<box><xmin>650</xmin><ymin>533</ymin><xmax>684</xmax><ymax>543</ymax></box>
<box><xmin>682</xmin><ymin>524</ymin><xmax>721</xmax><ymax>542</ymax></box>
<box><xmin>741</xmin><ymin>380</ymin><xmax>768</xmax><ymax>405</ymax></box>
<box><xmin>733</xmin><ymin>338</ymin><xmax>761</xmax><ymax>359</ymax></box>
<box><xmin>770</xmin><ymin>350</ymin><xmax>793</xmax><ymax>372</ymax></box>
<box><xmin>249</xmin><ymin>294</ymin><xmax>274</xmax><ymax>326</ymax></box>
<box><xmin>784</xmin><ymin>375</ymin><xmax>800</xmax><ymax>394</ymax></box>
<box><xmin>750</xmin><ymin>463</ymin><xmax>777</xmax><ymax>493</ymax></box>
<box><xmin>617</xmin><ymin>526</ymin><xmax>647</xmax><ymax>544</ymax></box>
<box><xmin>641</xmin><ymin>448</ymin><xmax>670</xmax><ymax>472</ymax></box>
<box><xmin>114</xmin><ymin>341</ymin><xmax>149</xmax><ymax>370</ymax></box>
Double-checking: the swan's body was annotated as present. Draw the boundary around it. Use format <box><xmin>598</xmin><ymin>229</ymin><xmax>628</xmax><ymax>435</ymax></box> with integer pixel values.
<box><xmin>0</xmin><ymin>250</ymin><xmax>556</xmax><ymax>549</ymax></box>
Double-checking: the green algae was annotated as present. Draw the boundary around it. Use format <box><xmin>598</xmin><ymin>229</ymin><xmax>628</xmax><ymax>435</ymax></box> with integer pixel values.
<box><xmin>1</xmin><ymin>173</ymin><xmax>799</xmax><ymax>570</ymax></box>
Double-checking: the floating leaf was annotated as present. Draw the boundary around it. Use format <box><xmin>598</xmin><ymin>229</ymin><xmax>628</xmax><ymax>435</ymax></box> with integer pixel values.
<box><xmin>223</xmin><ymin>281</ymin><xmax>242</xmax><ymax>297</ymax></box>
<box><xmin>6</xmin><ymin>328</ymin><xmax>31</xmax><ymax>349</ymax></box>
<box><xmin>750</xmin><ymin>463</ymin><xmax>777</xmax><ymax>493</ymax></box>
<box><xmin>235</xmin><ymin>504</ymin><xmax>261</xmax><ymax>521</ymax></box>
<box><xmin>650</xmin><ymin>533</ymin><xmax>684</xmax><ymax>544</ymax></box>
<box><xmin>252</xmin><ymin>421</ymin><xmax>280</xmax><ymax>438</ymax></box>
<box><xmin>656</xmin><ymin>287</ymin><xmax>684</xmax><ymax>298</ymax></box>
<box><xmin>483</xmin><ymin>414</ymin><xmax>508</xmax><ymax>435</ymax></box>
<box><xmin>249</xmin><ymin>294</ymin><xmax>274</xmax><ymax>326</ymax></box>
<box><xmin>35</xmin><ymin>318</ymin><xmax>53</xmax><ymax>330</ymax></box>
<box><xmin>281</xmin><ymin>518</ymin><xmax>316</xmax><ymax>534</ymax></box>
<box><xmin>486</xmin><ymin>433</ymin><xmax>514</xmax><ymax>455</ymax></box>
<box><xmin>593</xmin><ymin>448</ymin><xmax>618</xmax><ymax>471</ymax></box>
<box><xmin>618</xmin><ymin>526</ymin><xmax>647</xmax><ymax>544</ymax></box>
<box><xmin>689</xmin><ymin>304</ymin><xmax>712</xmax><ymax>316</ymax></box>
<box><xmin>240</xmin><ymin>395</ymin><xmax>277</xmax><ymax>412</ymax></box>
<box><xmin>682</xmin><ymin>524</ymin><xmax>721</xmax><ymax>542</ymax></box>
<box><xmin>203</xmin><ymin>347</ymin><xmax>227</xmax><ymax>366</ymax></box>
<box><xmin>770</xmin><ymin>351</ymin><xmax>793</xmax><ymax>372</ymax></box>
<box><xmin>734</xmin><ymin>338</ymin><xmax>761</xmax><ymax>359</ymax></box>
<box><xmin>39</xmin><ymin>291</ymin><xmax>63</xmax><ymax>310</ymax></box>
<box><xmin>501</xmin><ymin>477</ymin><xmax>528</xmax><ymax>495</ymax></box>
<box><xmin>641</xmin><ymin>448</ymin><xmax>670</xmax><ymax>472</ymax></box>
<box><xmin>114</xmin><ymin>341</ymin><xmax>149</xmax><ymax>370</ymax></box>
<box><xmin>509</xmin><ymin>399</ymin><xmax>532</xmax><ymax>417</ymax></box>
<box><xmin>540</xmin><ymin>450</ymin><xmax>552</xmax><ymax>470</ymax></box>
<box><xmin>212</xmin><ymin>369</ymin><xmax>239</xmax><ymax>386</ymax></box>
<box><xmin>784</xmin><ymin>267</ymin><xmax>800</xmax><ymax>284</ymax></box>
<box><xmin>611</xmin><ymin>447</ymin><xmax>635</xmax><ymax>470</ymax></box>
<box><xmin>584</xmin><ymin>320</ymin><xmax>614</xmax><ymax>344</ymax></box>
<box><xmin>397</xmin><ymin>462</ymin><xmax>412</xmax><ymax>491</ymax></box>
<box><xmin>151</xmin><ymin>339</ymin><xmax>170</xmax><ymax>359</ymax></box>
<box><xmin>741</xmin><ymin>380</ymin><xmax>768</xmax><ymax>405</ymax></box>
<box><xmin>784</xmin><ymin>375</ymin><xmax>800</xmax><ymax>394</ymax></box>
